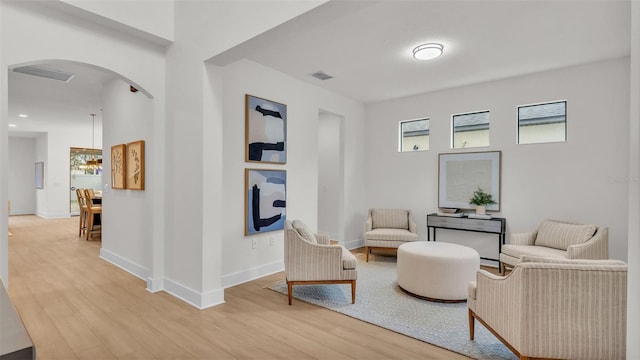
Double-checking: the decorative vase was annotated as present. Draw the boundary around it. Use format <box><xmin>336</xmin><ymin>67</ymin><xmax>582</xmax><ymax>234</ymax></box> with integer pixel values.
<box><xmin>476</xmin><ymin>205</ymin><xmax>486</xmax><ymax>215</ymax></box>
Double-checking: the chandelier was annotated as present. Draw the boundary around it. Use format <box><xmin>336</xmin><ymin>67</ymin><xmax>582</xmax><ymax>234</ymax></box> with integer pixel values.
<box><xmin>79</xmin><ymin>113</ymin><xmax>102</xmax><ymax>170</ymax></box>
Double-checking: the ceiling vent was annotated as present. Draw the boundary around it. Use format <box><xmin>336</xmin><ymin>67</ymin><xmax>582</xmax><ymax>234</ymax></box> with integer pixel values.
<box><xmin>311</xmin><ymin>71</ymin><xmax>334</xmax><ymax>81</ymax></box>
<box><xmin>12</xmin><ymin>65</ymin><xmax>75</xmax><ymax>82</ymax></box>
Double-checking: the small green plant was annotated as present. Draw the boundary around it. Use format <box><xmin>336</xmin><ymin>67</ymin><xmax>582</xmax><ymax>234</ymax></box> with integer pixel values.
<box><xmin>469</xmin><ymin>188</ymin><xmax>497</xmax><ymax>206</ymax></box>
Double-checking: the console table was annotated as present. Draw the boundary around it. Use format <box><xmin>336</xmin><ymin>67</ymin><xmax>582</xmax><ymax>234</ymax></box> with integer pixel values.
<box><xmin>426</xmin><ymin>213</ymin><xmax>506</xmax><ymax>269</ymax></box>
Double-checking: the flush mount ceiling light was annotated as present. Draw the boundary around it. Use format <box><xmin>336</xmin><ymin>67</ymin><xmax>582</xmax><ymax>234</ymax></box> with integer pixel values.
<box><xmin>412</xmin><ymin>43</ymin><xmax>444</xmax><ymax>60</ymax></box>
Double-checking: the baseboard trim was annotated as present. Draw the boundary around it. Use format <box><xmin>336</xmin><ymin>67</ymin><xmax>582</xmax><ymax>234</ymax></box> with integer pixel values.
<box><xmin>99</xmin><ymin>248</ymin><xmax>149</xmax><ymax>281</ymax></box>
<box><xmin>99</xmin><ymin>249</ymin><xmax>224</xmax><ymax>309</ymax></box>
<box><xmin>163</xmin><ymin>278</ymin><xmax>225</xmax><ymax>310</ymax></box>
<box><xmin>146</xmin><ymin>277</ymin><xmax>164</xmax><ymax>293</ymax></box>
<box><xmin>345</xmin><ymin>239</ymin><xmax>364</xmax><ymax>250</ymax></box>
<box><xmin>36</xmin><ymin>211</ymin><xmax>70</xmax><ymax>219</ymax></box>
<box><xmin>222</xmin><ymin>260</ymin><xmax>284</xmax><ymax>289</ymax></box>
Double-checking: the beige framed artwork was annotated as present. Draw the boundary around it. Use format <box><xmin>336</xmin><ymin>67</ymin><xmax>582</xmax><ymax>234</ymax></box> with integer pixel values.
<box><xmin>126</xmin><ymin>140</ymin><xmax>145</xmax><ymax>190</ymax></box>
<box><xmin>111</xmin><ymin>144</ymin><xmax>126</xmax><ymax>189</ymax></box>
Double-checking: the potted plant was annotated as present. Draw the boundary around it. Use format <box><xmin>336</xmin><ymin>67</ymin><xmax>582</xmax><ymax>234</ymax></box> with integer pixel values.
<box><xmin>469</xmin><ymin>187</ymin><xmax>497</xmax><ymax>215</ymax></box>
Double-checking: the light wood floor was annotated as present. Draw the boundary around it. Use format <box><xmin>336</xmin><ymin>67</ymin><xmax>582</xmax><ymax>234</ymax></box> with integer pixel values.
<box><xmin>7</xmin><ymin>215</ymin><xmax>479</xmax><ymax>360</ymax></box>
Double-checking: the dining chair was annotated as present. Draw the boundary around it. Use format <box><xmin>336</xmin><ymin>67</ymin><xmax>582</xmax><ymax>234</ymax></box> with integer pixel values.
<box><xmin>75</xmin><ymin>189</ymin><xmax>89</xmax><ymax>237</ymax></box>
<box><xmin>84</xmin><ymin>189</ymin><xmax>102</xmax><ymax>240</ymax></box>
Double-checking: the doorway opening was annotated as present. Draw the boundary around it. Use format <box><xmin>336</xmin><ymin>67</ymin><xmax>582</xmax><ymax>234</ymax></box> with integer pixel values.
<box><xmin>69</xmin><ymin>147</ymin><xmax>103</xmax><ymax>215</ymax></box>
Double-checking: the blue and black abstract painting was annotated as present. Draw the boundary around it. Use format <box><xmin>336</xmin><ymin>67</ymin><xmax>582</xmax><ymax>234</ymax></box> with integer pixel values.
<box><xmin>245</xmin><ymin>169</ymin><xmax>286</xmax><ymax>235</ymax></box>
<box><xmin>246</xmin><ymin>95</ymin><xmax>287</xmax><ymax>164</ymax></box>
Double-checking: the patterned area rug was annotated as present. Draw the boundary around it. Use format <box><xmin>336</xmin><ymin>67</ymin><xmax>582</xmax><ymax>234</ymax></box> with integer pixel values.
<box><xmin>268</xmin><ymin>256</ymin><xmax>516</xmax><ymax>360</ymax></box>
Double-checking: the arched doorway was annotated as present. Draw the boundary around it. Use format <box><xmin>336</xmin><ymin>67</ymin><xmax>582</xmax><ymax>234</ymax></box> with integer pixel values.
<box><xmin>3</xmin><ymin>59</ymin><xmax>156</xmax><ymax>287</ymax></box>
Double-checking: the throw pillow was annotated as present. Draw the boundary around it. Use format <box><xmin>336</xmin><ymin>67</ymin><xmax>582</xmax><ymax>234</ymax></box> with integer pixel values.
<box><xmin>371</xmin><ymin>209</ymin><xmax>409</xmax><ymax>229</ymax></box>
<box><xmin>292</xmin><ymin>220</ymin><xmax>317</xmax><ymax>244</ymax></box>
<box><xmin>534</xmin><ymin>220</ymin><xmax>597</xmax><ymax>251</ymax></box>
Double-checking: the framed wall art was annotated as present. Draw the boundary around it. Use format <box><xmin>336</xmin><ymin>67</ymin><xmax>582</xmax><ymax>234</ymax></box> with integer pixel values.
<box><xmin>126</xmin><ymin>140</ymin><xmax>145</xmax><ymax>190</ymax></box>
<box><xmin>438</xmin><ymin>151</ymin><xmax>501</xmax><ymax>211</ymax></box>
<box><xmin>35</xmin><ymin>162</ymin><xmax>44</xmax><ymax>189</ymax></box>
<box><xmin>111</xmin><ymin>144</ymin><xmax>126</xmax><ymax>189</ymax></box>
<box><xmin>245</xmin><ymin>94</ymin><xmax>287</xmax><ymax>164</ymax></box>
<box><xmin>245</xmin><ymin>168</ymin><xmax>286</xmax><ymax>235</ymax></box>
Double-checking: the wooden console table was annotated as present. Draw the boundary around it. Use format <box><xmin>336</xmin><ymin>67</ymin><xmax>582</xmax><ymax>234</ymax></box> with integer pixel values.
<box><xmin>426</xmin><ymin>213</ymin><xmax>506</xmax><ymax>269</ymax></box>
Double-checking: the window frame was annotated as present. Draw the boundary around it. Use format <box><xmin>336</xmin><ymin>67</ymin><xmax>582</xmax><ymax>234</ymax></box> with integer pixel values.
<box><xmin>517</xmin><ymin>100</ymin><xmax>567</xmax><ymax>145</ymax></box>
<box><xmin>399</xmin><ymin>117</ymin><xmax>430</xmax><ymax>152</ymax></box>
<box><xmin>451</xmin><ymin>110</ymin><xmax>491</xmax><ymax>149</ymax></box>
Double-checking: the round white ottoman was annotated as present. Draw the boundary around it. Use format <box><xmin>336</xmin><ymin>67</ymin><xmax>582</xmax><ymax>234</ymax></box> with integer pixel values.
<box><xmin>397</xmin><ymin>241</ymin><xmax>480</xmax><ymax>302</ymax></box>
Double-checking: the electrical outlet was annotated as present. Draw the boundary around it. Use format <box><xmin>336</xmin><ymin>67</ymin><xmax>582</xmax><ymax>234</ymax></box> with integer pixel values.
<box><xmin>252</xmin><ymin>238</ymin><xmax>257</xmax><ymax>249</ymax></box>
<box><xmin>269</xmin><ymin>236</ymin><xmax>275</xmax><ymax>246</ymax></box>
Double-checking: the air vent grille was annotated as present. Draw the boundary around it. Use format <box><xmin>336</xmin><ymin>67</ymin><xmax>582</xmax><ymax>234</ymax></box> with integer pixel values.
<box><xmin>311</xmin><ymin>71</ymin><xmax>334</xmax><ymax>81</ymax></box>
<box><xmin>13</xmin><ymin>65</ymin><xmax>75</xmax><ymax>82</ymax></box>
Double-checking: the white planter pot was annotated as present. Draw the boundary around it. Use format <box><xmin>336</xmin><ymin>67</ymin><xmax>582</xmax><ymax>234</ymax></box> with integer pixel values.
<box><xmin>476</xmin><ymin>205</ymin><xmax>486</xmax><ymax>215</ymax></box>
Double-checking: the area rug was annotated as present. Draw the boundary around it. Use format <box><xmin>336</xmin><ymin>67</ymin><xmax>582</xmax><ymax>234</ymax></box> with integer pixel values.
<box><xmin>268</xmin><ymin>256</ymin><xmax>516</xmax><ymax>360</ymax></box>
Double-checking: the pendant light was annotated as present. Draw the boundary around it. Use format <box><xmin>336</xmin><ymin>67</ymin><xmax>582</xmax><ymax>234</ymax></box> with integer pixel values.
<box><xmin>84</xmin><ymin>113</ymin><xmax>101</xmax><ymax>169</ymax></box>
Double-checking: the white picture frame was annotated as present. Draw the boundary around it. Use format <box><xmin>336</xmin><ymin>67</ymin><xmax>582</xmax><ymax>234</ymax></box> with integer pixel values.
<box><xmin>438</xmin><ymin>151</ymin><xmax>501</xmax><ymax>211</ymax></box>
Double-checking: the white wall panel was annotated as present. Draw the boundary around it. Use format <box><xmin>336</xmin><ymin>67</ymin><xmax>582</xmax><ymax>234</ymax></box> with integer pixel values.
<box><xmin>365</xmin><ymin>58</ymin><xmax>630</xmax><ymax>263</ymax></box>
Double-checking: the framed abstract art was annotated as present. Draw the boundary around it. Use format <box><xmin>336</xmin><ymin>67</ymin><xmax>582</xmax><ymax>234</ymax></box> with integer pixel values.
<box><xmin>245</xmin><ymin>94</ymin><xmax>287</xmax><ymax>164</ymax></box>
<box><xmin>438</xmin><ymin>151</ymin><xmax>501</xmax><ymax>211</ymax></box>
<box><xmin>111</xmin><ymin>144</ymin><xmax>126</xmax><ymax>189</ymax></box>
<box><xmin>245</xmin><ymin>168</ymin><xmax>286</xmax><ymax>235</ymax></box>
<box><xmin>126</xmin><ymin>140</ymin><xmax>145</xmax><ymax>190</ymax></box>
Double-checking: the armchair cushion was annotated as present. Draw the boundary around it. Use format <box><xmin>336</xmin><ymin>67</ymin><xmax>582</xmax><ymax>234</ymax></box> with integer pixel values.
<box><xmin>292</xmin><ymin>219</ymin><xmax>317</xmax><ymax>244</ymax></box>
<box><xmin>534</xmin><ymin>220</ymin><xmax>596</xmax><ymax>250</ymax></box>
<box><xmin>501</xmin><ymin>244</ymin><xmax>567</xmax><ymax>260</ymax></box>
<box><xmin>341</xmin><ymin>246</ymin><xmax>357</xmax><ymax>270</ymax></box>
<box><xmin>365</xmin><ymin>228</ymin><xmax>418</xmax><ymax>242</ymax></box>
<box><xmin>371</xmin><ymin>208</ymin><xmax>409</xmax><ymax>229</ymax></box>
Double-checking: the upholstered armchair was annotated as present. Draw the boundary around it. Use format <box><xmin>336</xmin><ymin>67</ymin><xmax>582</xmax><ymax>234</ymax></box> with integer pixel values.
<box><xmin>364</xmin><ymin>208</ymin><xmax>418</xmax><ymax>262</ymax></box>
<box><xmin>284</xmin><ymin>219</ymin><xmax>357</xmax><ymax>305</ymax></box>
<box><xmin>468</xmin><ymin>256</ymin><xmax>627</xmax><ymax>360</ymax></box>
<box><xmin>500</xmin><ymin>219</ymin><xmax>608</xmax><ymax>273</ymax></box>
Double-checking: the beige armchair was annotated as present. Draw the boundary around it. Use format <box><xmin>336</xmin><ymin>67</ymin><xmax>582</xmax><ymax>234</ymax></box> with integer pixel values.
<box><xmin>364</xmin><ymin>208</ymin><xmax>418</xmax><ymax>262</ymax></box>
<box><xmin>284</xmin><ymin>219</ymin><xmax>357</xmax><ymax>305</ymax></box>
<box><xmin>500</xmin><ymin>219</ymin><xmax>608</xmax><ymax>273</ymax></box>
<box><xmin>468</xmin><ymin>256</ymin><xmax>627</xmax><ymax>360</ymax></box>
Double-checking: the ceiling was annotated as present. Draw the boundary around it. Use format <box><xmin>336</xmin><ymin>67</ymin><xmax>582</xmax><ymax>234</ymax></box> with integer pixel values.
<box><xmin>8</xmin><ymin>62</ymin><xmax>110</xmax><ymax>137</ymax></box>
<box><xmin>7</xmin><ymin>0</ymin><xmax>631</xmax><ymax>136</ymax></box>
<box><xmin>212</xmin><ymin>0</ymin><xmax>631</xmax><ymax>104</ymax></box>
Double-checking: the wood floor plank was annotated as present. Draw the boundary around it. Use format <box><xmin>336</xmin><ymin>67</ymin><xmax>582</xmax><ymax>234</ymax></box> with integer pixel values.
<box><xmin>7</xmin><ymin>215</ymin><xmax>474</xmax><ymax>360</ymax></box>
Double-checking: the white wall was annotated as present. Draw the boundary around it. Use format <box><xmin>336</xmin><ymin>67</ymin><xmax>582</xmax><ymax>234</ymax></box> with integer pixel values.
<box><xmin>219</xmin><ymin>59</ymin><xmax>365</xmax><ymax>287</ymax></box>
<box><xmin>164</xmin><ymin>0</ymin><xmax>328</xmax><ymax>307</ymax></box>
<box><xmin>30</xmin><ymin>122</ymin><xmax>103</xmax><ymax>219</ymax></box>
<box><xmin>0</xmin><ymin>0</ymin><xmax>6</xmax><ymax>284</ymax></box>
<box><xmin>8</xmin><ymin>137</ymin><xmax>36</xmax><ymax>215</ymax></box>
<box><xmin>0</xmin><ymin>0</ymin><xmax>166</xmax><ymax>287</ymax></box>
<box><xmin>58</xmin><ymin>0</ymin><xmax>174</xmax><ymax>43</ymax></box>
<box><xmin>100</xmin><ymin>77</ymin><xmax>154</xmax><ymax>279</ymax></box>
<box><xmin>318</xmin><ymin>111</ymin><xmax>343</xmax><ymax>240</ymax></box>
<box><xmin>365</xmin><ymin>58</ymin><xmax>630</xmax><ymax>263</ymax></box>
<box><xmin>627</xmin><ymin>2</ymin><xmax>640</xmax><ymax>358</ymax></box>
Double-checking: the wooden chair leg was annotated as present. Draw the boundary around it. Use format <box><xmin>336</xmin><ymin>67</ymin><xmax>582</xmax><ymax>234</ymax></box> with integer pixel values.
<box><xmin>365</xmin><ymin>246</ymin><xmax>369</xmax><ymax>262</ymax></box>
<box><xmin>468</xmin><ymin>309</ymin><xmax>475</xmax><ymax>340</ymax></box>
<box><xmin>86</xmin><ymin>212</ymin><xmax>93</xmax><ymax>240</ymax></box>
<box><xmin>500</xmin><ymin>262</ymin><xmax>506</xmax><ymax>274</ymax></box>
<box><xmin>287</xmin><ymin>281</ymin><xmax>293</xmax><ymax>305</ymax></box>
<box><xmin>78</xmin><ymin>211</ymin><xmax>85</xmax><ymax>237</ymax></box>
<box><xmin>351</xmin><ymin>280</ymin><xmax>356</xmax><ymax>304</ymax></box>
